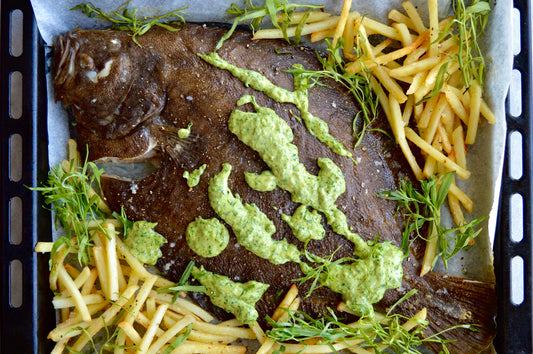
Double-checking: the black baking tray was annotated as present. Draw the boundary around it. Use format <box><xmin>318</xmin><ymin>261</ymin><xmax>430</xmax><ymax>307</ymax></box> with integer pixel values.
<box><xmin>1</xmin><ymin>0</ymin><xmax>531</xmax><ymax>353</ymax></box>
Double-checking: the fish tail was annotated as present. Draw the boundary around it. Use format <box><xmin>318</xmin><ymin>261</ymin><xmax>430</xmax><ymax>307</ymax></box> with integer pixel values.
<box><xmin>389</xmin><ymin>270</ymin><xmax>496</xmax><ymax>353</ymax></box>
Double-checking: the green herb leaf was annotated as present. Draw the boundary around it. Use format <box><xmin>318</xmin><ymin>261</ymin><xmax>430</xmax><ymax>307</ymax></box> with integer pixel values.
<box><xmin>164</xmin><ymin>324</ymin><xmax>192</xmax><ymax>354</ymax></box>
<box><xmin>158</xmin><ymin>261</ymin><xmax>206</xmax><ymax>303</ymax></box>
<box><xmin>379</xmin><ymin>173</ymin><xmax>487</xmax><ymax>268</ymax></box>
<box><xmin>286</xmin><ymin>39</ymin><xmax>379</xmax><ymax>151</ymax></box>
<box><xmin>30</xmin><ymin>155</ymin><xmax>108</xmax><ymax>266</ymax></box>
<box><xmin>217</xmin><ymin>0</ymin><xmax>323</xmax><ymax>50</ymax></box>
<box><xmin>266</xmin><ymin>288</ymin><xmax>475</xmax><ymax>352</ymax></box>
<box><xmin>71</xmin><ymin>1</ymin><xmax>187</xmax><ymax>47</ymax></box>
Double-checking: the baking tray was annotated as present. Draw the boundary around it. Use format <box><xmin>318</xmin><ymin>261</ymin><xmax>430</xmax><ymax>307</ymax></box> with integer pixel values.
<box><xmin>0</xmin><ymin>0</ymin><xmax>531</xmax><ymax>353</ymax></box>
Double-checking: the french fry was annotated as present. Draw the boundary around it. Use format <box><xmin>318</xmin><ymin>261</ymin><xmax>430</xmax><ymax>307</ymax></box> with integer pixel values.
<box><xmin>118</xmin><ymin>321</ymin><xmax>142</xmax><ymax>344</ymax></box>
<box><xmin>360</xmin><ymin>15</ymin><xmax>401</xmax><ymax>41</ymax></box>
<box><xmin>102</xmin><ymin>223</ymin><xmax>119</xmax><ymax>301</ymax></box>
<box><xmin>393</xmin><ymin>22</ymin><xmax>413</xmax><ymax>46</ymax></box>
<box><xmin>151</xmin><ymin>291</ymin><xmax>215</xmax><ymax>322</ymax></box>
<box><xmin>428</xmin><ymin>0</ymin><xmax>440</xmax><ymax>57</ymax></box>
<box><xmin>71</xmin><ymin>285</ymin><xmax>138</xmax><ymax>351</ymax></box>
<box><xmin>81</xmin><ymin>268</ymin><xmax>98</xmax><ymax>295</ymax></box>
<box><xmin>466</xmin><ymin>80</ymin><xmax>482</xmax><ymax>144</ymax></box>
<box><xmin>402</xmin><ymin>1</ymin><xmax>427</xmax><ymax>34</ymax></box>
<box><xmin>444</xmin><ymin>85</ymin><xmax>468</xmax><ymax>124</ymax></box>
<box><xmin>480</xmin><ymin>97</ymin><xmax>496</xmax><ymax>124</ymax></box>
<box><xmin>52</xmin><ymin>293</ymin><xmax>105</xmax><ymax>309</ymax></box>
<box><xmin>423</xmin><ymin>94</ymin><xmax>448</xmax><ymax>144</ymax></box>
<box><xmin>138</xmin><ymin>303</ymin><xmax>169</xmax><ymax>352</ymax></box>
<box><xmin>389</xmin><ymin>96</ymin><xmax>424</xmax><ymax>180</ymax></box>
<box><xmin>343</xmin><ymin>15</ymin><xmax>355</xmax><ymax>56</ymax></box>
<box><xmin>188</xmin><ymin>330</ymin><xmax>238</xmax><ymax>345</ymax></box>
<box><xmin>405</xmin><ymin>127</ymin><xmax>471</xmax><ymax>179</ymax></box>
<box><xmin>167</xmin><ymin>341</ymin><xmax>247</xmax><ymax>354</ymax></box>
<box><xmin>253</xmin><ymin>15</ymin><xmax>352</xmax><ymax>40</ymax></box>
<box><xmin>276</xmin><ymin>11</ymin><xmax>331</xmax><ymax>25</ymax></box>
<box><xmin>389</xmin><ymin>56</ymin><xmax>441</xmax><ymax>78</ymax></box>
<box><xmin>372</xmin><ymin>65</ymin><xmax>408</xmax><ymax>103</ymax></box>
<box><xmin>452</xmin><ymin>125</ymin><xmax>467</xmax><ymax>169</ymax></box>
<box><xmin>192</xmin><ymin>321</ymin><xmax>256</xmax><ymax>339</ymax></box>
<box><xmin>92</xmin><ymin>246</ymin><xmax>109</xmax><ymax>299</ymax></box>
<box><xmin>72</xmin><ymin>266</ymin><xmax>91</xmax><ymax>289</ymax></box>
<box><xmin>332</xmin><ymin>0</ymin><xmax>353</xmax><ymax>49</ymax></box>
<box><xmin>147</xmin><ymin>315</ymin><xmax>195</xmax><ymax>354</ymax></box>
<box><xmin>57</xmin><ymin>266</ymin><xmax>92</xmax><ymax>322</ymax></box>
<box><xmin>449</xmin><ymin>183</ymin><xmax>473</xmax><ymax>212</ymax></box>
<box><xmin>388</xmin><ymin>9</ymin><xmax>416</xmax><ymax>31</ymax></box>
<box><xmin>271</xmin><ymin>284</ymin><xmax>299</xmax><ymax>322</ymax></box>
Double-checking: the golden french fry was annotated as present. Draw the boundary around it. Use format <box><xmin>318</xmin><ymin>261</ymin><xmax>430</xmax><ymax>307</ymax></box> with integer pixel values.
<box><xmin>389</xmin><ymin>56</ymin><xmax>442</xmax><ymax>78</ymax></box>
<box><xmin>452</xmin><ymin>125</ymin><xmax>466</xmax><ymax>169</ymax></box>
<box><xmin>332</xmin><ymin>0</ymin><xmax>353</xmax><ymax>49</ymax></box>
<box><xmin>393</xmin><ymin>22</ymin><xmax>413</xmax><ymax>46</ymax></box>
<box><xmin>71</xmin><ymin>285</ymin><xmax>138</xmax><ymax>351</ymax></box>
<box><xmin>402</xmin><ymin>1</ymin><xmax>427</xmax><ymax>34</ymax></box>
<box><xmin>389</xmin><ymin>96</ymin><xmax>424</xmax><ymax>180</ymax></box>
<box><xmin>372</xmin><ymin>65</ymin><xmax>408</xmax><ymax>103</ymax></box>
<box><xmin>388</xmin><ymin>9</ymin><xmax>416</xmax><ymax>30</ymax></box>
<box><xmin>139</xmin><ymin>304</ymin><xmax>169</xmax><ymax>352</ymax></box>
<box><xmin>276</xmin><ymin>11</ymin><xmax>331</xmax><ymax>25</ymax></box>
<box><xmin>147</xmin><ymin>315</ymin><xmax>195</xmax><ymax>354</ymax></box>
<box><xmin>271</xmin><ymin>284</ymin><xmax>299</xmax><ymax>322</ymax></box>
<box><xmin>405</xmin><ymin>127</ymin><xmax>471</xmax><ymax>179</ymax></box>
<box><xmin>428</xmin><ymin>0</ymin><xmax>440</xmax><ymax>57</ymax></box>
<box><xmin>423</xmin><ymin>94</ymin><xmax>448</xmax><ymax>144</ymax></box>
<box><xmin>466</xmin><ymin>80</ymin><xmax>482</xmax><ymax>144</ymax></box>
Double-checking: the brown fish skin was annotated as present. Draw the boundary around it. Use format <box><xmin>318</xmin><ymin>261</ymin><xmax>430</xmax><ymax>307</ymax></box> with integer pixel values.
<box><xmin>53</xmin><ymin>24</ymin><xmax>496</xmax><ymax>353</ymax></box>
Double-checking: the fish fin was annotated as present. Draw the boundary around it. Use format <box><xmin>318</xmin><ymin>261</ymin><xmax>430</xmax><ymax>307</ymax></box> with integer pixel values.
<box><xmin>386</xmin><ymin>269</ymin><xmax>496</xmax><ymax>354</ymax></box>
<box><xmin>152</xmin><ymin>124</ymin><xmax>204</xmax><ymax>170</ymax></box>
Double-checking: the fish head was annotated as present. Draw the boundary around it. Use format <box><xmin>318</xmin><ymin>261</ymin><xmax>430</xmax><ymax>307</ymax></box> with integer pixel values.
<box><xmin>52</xmin><ymin>30</ymin><xmax>166</xmax><ymax>139</ymax></box>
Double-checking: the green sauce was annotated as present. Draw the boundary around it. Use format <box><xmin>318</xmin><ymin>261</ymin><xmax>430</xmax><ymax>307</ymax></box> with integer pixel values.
<box><xmin>282</xmin><ymin>205</ymin><xmax>325</xmax><ymax>242</ymax></box>
<box><xmin>192</xmin><ymin>265</ymin><xmax>269</xmax><ymax>324</ymax></box>
<box><xmin>178</xmin><ymin>122</ymin><xmax>193</xmax><ymax>139</ymax></box>
<box><xmin>183</xmin><ymin>164</ymin><xmax>207</xmax><ymax>188</ymax></box>
<box><xmin>302</xmin><ymin>242</ymin><xmax>404</xmax><ymax>317</ymax></box>
<box><xmin>245</xmin><ymin>170</ymin><xmax>277</xmax><ymax>192</ymax></box>
<box><xmin>124</xmin><ymin>221</ymin><xmax>167</xmax><ymax>265</ymax></box>
<box><xmin>186</xmin><ymin>217</ymin><xmax>229</xmax><ymax>257</ymax></box>
<box><xmin>198</xmin><ymin>52</ymin><xmax>352</xmax><ymax>158</ymax></box>
<box><xmin>229</xmin><ymin>95</ymin><xmax>369</xmax><ymax>258</ymax></box>
<box><xmin>208</xmin><ymin>163</ymin><xmax>301</xmax><ymax>264</ymax></box>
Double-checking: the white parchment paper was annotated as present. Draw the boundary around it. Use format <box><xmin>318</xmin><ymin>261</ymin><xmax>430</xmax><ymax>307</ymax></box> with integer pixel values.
<box><xmin>30</xmin><ymin>0</ymin><xmax>512</xmax><ymax>281</ymax></box>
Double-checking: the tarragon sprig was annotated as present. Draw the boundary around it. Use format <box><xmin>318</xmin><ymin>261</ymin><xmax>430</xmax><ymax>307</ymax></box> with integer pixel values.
<box><xmin>287</xmin><ymin>38</ymin><xmax>380</xmax><ymax>150</ymax></box>
<box><xmin>379</xmin><ymin>173</ymin><xmax>486</xmax><ymax>269</ymax></box>
<box><xmin>30</xmin><ymin>156</ymin><xmax>107</xmax><ymax>266</ymax></box>
<box><xmin>71</xmin><ymin>1</ymin><xmax>187</xmax><ymax>46</ymax></box>
<box><xmin>157</xmin><ymin>261</ymin><xmax>206</xmax><ymax>303</ymax></box>
<box><xmin>217</xmin><ymin>0</ymin><xmax>323</xmax><ymax>50</ymax></box>
<box><xmin>266</xmin><ymin>289</ymin><xmax>476</xmax><ymax>353</ymax></box>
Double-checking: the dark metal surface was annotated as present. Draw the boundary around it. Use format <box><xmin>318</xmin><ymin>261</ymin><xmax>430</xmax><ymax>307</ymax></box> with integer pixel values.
<box><xmin>0</xmin><ymin>0</ymin><xmax>531</xmax><ymax>353</ymax></box>
<box><xmin>494</xmin><ymin>0</ymin><xmax>533</xmax><ymax>353</ymax></box>
<box><xmin>1</xmin><ymin>0</ymin><xmax>55</xmax><ymax>353</ymax></box>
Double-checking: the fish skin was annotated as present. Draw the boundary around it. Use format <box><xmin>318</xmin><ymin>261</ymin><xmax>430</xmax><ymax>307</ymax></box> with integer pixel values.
<box><xmin>53</xmin><ymin>24</ymin><xmax>496</xmax><ymax>353</ymax></box>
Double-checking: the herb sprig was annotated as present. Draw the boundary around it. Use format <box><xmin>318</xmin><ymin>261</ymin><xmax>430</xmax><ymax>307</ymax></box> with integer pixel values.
<box><xmin>218</xmin><ymin>0</ymin><xmax>323</xmax><ymax>50</ymax></box>
<box><xmin>266</xmin><ymin>289</ymin><xmax>475</xmax><ymax>353</ymax></box>
<box><xmin>287</xmin><ymin>38</ymin><xmax>380</xmax><ymax>150</ymax></box>
<box><xmin>71</xmin><ymin>1</ymin><xmax>187</xmax><ymax>46</ymax></box>
<box><xmin>379</xmin><ymin>173</ymin><xmax>486</xmax><ymax>269</ymax></box>
<box><xmin>157</xmin><ymin>261</ymin><xmax>206</xmax><ymax>303</ymax></box>
<box><xmin>31</xmin><ymin>156</ymin><xmax>107</xmax><ymax>266</ymax></box>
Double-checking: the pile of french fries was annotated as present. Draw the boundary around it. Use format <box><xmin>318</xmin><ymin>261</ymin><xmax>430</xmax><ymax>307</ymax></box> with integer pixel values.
<box><xmin>254</xmin><ymin>0</ymin><xmax>495</xmax><ymax>276</ymax></box>
<box><xmin>36</xmin><ymin>139</ymin><xmax>428</xmax><ymax>353</ymax></box>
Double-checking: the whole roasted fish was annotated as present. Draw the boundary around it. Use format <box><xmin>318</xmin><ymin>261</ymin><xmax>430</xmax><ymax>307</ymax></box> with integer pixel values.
<box><xmin>53</xmin><ymin>24</ymin><xmax>496</xmax><ymax>353</ymax></box>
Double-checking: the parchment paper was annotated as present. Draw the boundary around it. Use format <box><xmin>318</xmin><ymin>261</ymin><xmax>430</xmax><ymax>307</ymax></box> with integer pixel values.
<box><xmin>30</xmin><ymin>0</ymin><xmax>512</xmax><ymax>282</ymax></box>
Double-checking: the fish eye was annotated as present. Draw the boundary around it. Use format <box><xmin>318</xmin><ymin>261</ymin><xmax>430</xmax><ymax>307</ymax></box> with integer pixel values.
<box><xmin>78</xmin><ymin>54</ymin><xmax>94</xmax><ymax>70</ymax></box>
